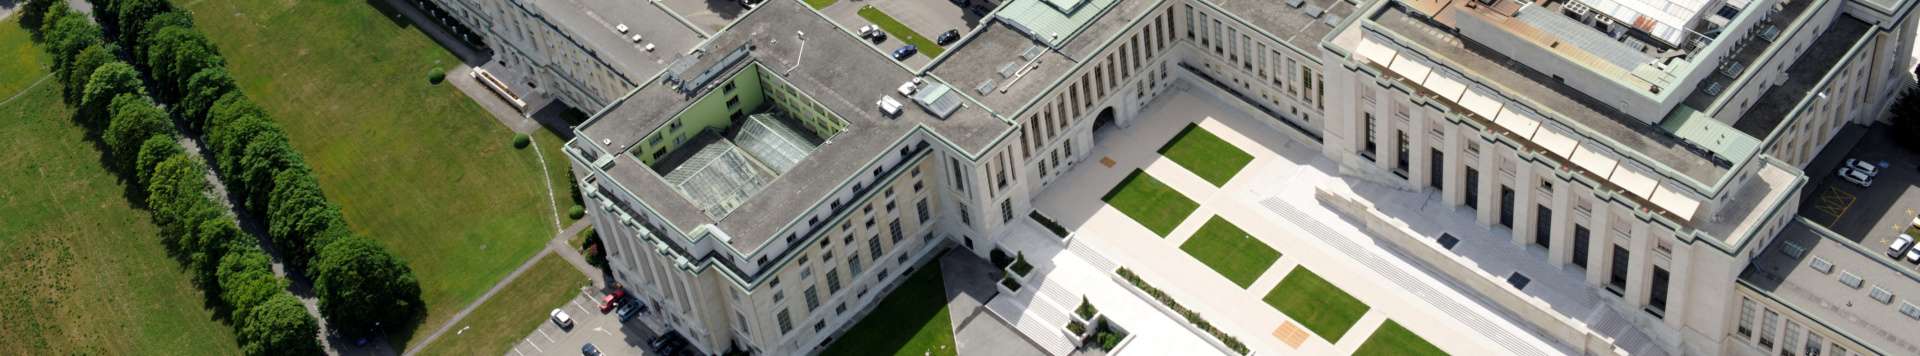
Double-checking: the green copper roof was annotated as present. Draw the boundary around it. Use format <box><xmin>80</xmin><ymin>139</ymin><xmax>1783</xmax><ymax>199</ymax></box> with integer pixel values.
<box><xmin>998</xmin><ymin>0</ymin><xmax>1119</xmax><ymax>47</ymax></box>
<box><xmin>1661</xmin><ymin>105</ymin><xmax>1759</xmax><ymax>161</ymax></box>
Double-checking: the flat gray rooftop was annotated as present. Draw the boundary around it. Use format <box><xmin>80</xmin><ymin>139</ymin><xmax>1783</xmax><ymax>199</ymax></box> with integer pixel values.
<box><xmin>930</xmin><ymin>21</ymin><xmax>1076</xmax><ymax>114</ymax></box>
<box><xmin>1371</xmin><ymin>7</ymin><xmax>1728</xmax><ymax>183</ymax></box>
<box><xmin>579</xmin><ymin>0</ymin><xmax>1012</xmax><ymax>251</ymax></box>
<box><xmin>1677</xmin><ymin>0</ymin><xmax>1819</xmax><ymax>113</ymax></box>
<box><xmin>1054</xmin><ymin>0</ymin><xmax>1168</xmax><ymax>57</ymax></box>
<box><xmin>1210</xmin><ymin>0</ymin><xmax>1355</xmax><ymax>58</ymax></box>
<box><xmin>1741</xmin><ymin>221</ymin><xmax>1920</xmax><ymax>356</ymax></box>
<box><xmin>1730</xmin><ymin>15</ymin><xmax>1871</xmax><ymax>138</ymax></box>
<box><xmin>532</xmin><ymin>0</ymin><xmax>704</xmax><ymax>84</ymax></box>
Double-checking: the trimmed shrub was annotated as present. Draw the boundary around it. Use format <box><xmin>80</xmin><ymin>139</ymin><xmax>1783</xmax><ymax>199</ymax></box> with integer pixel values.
<box><xmin>1009</xmin><ymin>252</ymin><xmax>1033</xmax><ymax>276</ymax></box>
<box><xmin>427</xmin><ymin>67</ymin><xmax>446</xmax><ymax>84</ymax></box>
<box><xmin>512</xmin><ymin>133</ymin><xmax>531</xmax><ymax>148</ymax></box>
<box><xmin>569</xmin><ymin>205</ymin><xmax>586</xmax><ymax>219</ymax></box>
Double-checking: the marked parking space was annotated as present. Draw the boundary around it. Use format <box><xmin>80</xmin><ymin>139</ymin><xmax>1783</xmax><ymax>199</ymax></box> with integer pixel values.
<box><xmin>1809</xmin><ymin>186</ymin><xmax>1856</xmax><ymax>226</ymax></box>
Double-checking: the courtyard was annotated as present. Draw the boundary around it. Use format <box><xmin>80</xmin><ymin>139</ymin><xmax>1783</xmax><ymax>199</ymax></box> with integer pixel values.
<box><xmin>1018</xmin><ymin>86</ymin><xmax>1579</xmax><ymax>355</ymax></box>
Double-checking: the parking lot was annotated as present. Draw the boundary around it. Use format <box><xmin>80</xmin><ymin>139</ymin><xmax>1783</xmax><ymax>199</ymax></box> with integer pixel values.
<box><xmin>820</xmin><ymin>0</ymin><xmax>988</xmax><ymax>68</ymax></box>
<box><xmin>506</xmin><ymin>292</ymin><xmax>666</xmax><ymax>356</ymax></box>
<box><xmin>1797</xmin><ymin>124</ymin><xmax>1920</xmax><ymax>270</ymax></box>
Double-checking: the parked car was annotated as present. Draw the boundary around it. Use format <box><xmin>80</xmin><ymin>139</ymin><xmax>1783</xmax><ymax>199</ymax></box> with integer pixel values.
<box><xmin>892</xmin><ymin>45</ymin><xmax>918</xmax><ymax>59</ymax></box>
<box><xmin>550</xmin><ymin>309</ymin><xmax>575</xmax><ymax>329</ymax></box>
<box><xmin>649</xmin><ymin>330</ymin><xmax>683</xmax><ymax>350</ymax></box>
<box><xmin>1891</xmin><ymin>234</ymin><xmax>1913</xmax><ymax>259</ymax></box>
<box><xmin>1907</xmin><ymin>246</ymin><xmax>1920</xmax><ymax>263</ymax></box>
<box><xmin>1844</xmin><ymin>158</ymin><xmax>1879</xmax><ymax>176</ymax></box>
<box><xmin>936</xmin><ymin>29</ymin><xmax>961</xmax><ymax>45</ymax></box>
<box><xmin>1839</xmin><ymin>167</ymin><xmax>1873</xmax><ymax>187</ymax></box>
<box><xmin>971</xmin><ymin>5</ymin><xmax>990</xmax><ymax>16</ymax></box>
<box><xmin>617</xmin><ymin>299</ymin><xmax>644</xmax><ymax>322</ymax></box>
<box><xmin>599</xmin><ymin>289</ymin><xmax>626</xmax><ymax>312</ymax></box>
<box><xmin>581</xmin><ymin>343</ymin><xmax>603</xmax><ymax>356</ymax></box>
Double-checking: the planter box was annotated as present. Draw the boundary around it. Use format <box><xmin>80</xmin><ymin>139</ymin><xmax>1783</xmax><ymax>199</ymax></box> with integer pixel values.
<box><xmin>997</xmin><ymin>276</ymin><xmax>1023</xmax><ymax>295</ymax></box>
<box><xmin>1005</xmin><ymin>264</ymin><xmax>1033</xmax><ymax>284</ymax></box>
<box><xmin>1062</xmin><ymin>319</ymin><xmax>1092</xmax><ymax>347</ymax></box>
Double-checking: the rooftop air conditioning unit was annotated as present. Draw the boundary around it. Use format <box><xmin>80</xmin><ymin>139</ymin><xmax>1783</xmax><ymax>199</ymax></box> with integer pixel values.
<box><xmin>617</xmin><ymin>24</ymin><xmax>630</xmax><ymax>33</ymax></box>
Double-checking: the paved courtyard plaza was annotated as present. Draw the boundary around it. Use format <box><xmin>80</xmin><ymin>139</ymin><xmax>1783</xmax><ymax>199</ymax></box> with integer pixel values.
<box><xmin>1019</xmin><ymin>86</ymin><xmax>1577</xmax><ymax>356</ymax></box>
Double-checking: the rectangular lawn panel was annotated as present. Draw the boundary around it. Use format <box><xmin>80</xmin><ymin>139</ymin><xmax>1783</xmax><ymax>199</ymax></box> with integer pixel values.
<box><xmin>819</xmin><ymin>258</ymin><xmax>957</xmax><ymax>356</ymax></box>
<box><xmin>1179</xmin><ymin>216</ymin><xmax>1280</xmax><ymax>288</ymax></box>
<box><xmin>1353</xmin><ymin>320</ymin><xmax>1449</xmax><ymax>356</ymax></box>
<box><xmin>1156</xmin><ymin>123</ymin><xmax>1253</xmax><ymax>186</ymax></box>
<box><xmin>0</xmin><ymin>75</ymin><xmax>241</xmax><ymax>353</ymax></box>
<box><xmin>183</xmin><ymin>0</ymin><xmax>571</xmax><ymax>348</ymax></box>
<box><xmin>415</xmin><ymin>254</ymin><xmax>589</xmax><ymax>356</ymax></box>
<box><xmin>1262</xmin><ymin>266</ymin><xmax>1370</xmax><ymax>342</ymax></box>
<box><xmin>857</xmin><ymin>6</ymin><xmax>945</xmax><ymax>58</ymax></box>
<box><xmin>1101</xmin><ymin>169</ymin><xmax>1199</xmax><ymax>237</ymax></box>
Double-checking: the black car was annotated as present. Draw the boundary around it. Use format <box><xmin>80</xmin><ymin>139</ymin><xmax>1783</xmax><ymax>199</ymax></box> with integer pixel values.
<box><xmin>970</xmin><ymin>5</ymin><xmax>990</xmax><ymax>16</ymax></box>
<box><xmin>649</xmin><ymin>330</ymin><xmax>684</xmax><ymax>351</ymax></box>
<box><xmin>657</xmin><ymin>336</ymin><xmax>689</xmax><ymax>355</ymax></box>
<box><xmin>936</xmin><ymin>30</ymin><xmax>961</xmax><ymax>45</ymax></box>
<box><xmin>581</xmin><ymin>343</ymin><xmax>603</xmax><ymax>356</ymax></box>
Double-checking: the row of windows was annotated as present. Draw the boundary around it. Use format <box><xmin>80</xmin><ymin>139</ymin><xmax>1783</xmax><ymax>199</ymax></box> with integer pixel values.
<box><xmin>1738</xmin><ymin>297</ymin><xmax>1847</xmax><ymax>356</ymax></box>
<box><xmin>1187</xmin><ymin>4</ymin><xmax>1321</xmax><ymax>111</ymax></box>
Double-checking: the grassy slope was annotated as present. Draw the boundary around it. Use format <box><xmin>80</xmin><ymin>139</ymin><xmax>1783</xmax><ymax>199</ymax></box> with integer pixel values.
<box><xmin>819</xmin><ymin>260</ymin><xmax>957</xmax><ymax>356</ymax></box>
<box><xmin>857</xmin><ymin>6</ymin><xmax>944</xmax><ymax>58</ymax></box>
<box><xmin>180</xmin><ymin>0</ymin><xmax>563</xmax><ymax>346</ymax></box>
<box><xmin>1179</xmin><ymin>216</ymin><xmax>1279</xmax><ymax>288</ymax></box>
<box><xmin>0</xmin><ymin>17</ymin><xmax>241</xmax><ymax>353</ymax></box>
<box><xmin>0</xmin><ymin>16</ymin><xmax>45</xmax><ymax>97</ymax></box>
<box><xmin>1157</xmin><ymin>123</ymin><xmax>1253</xmax><ymax>187</ymax></box>
<box><xmin>1101</xmin><ymin>169</ymin><xmax>1198</xmax><ymax>236</ymax></box>
<box><xmin>416</xmin><ymin>253</ymin><xmax>588</xmax><ymax>356</ymax></box>
<box><xmin>1353</xmin><ymin>320</ymin><xmax>1449</xmax><ymax>356</ymax></box>
<box><xmin>1262</xmin><ymin>266</ymin><xmax>1370</xmax><ymax>342</ymax></box>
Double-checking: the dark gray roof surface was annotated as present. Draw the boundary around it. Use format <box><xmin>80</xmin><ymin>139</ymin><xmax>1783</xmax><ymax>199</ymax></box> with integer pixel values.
<box><xmin>579</xmin><ymin>0</ymin><xmax>1010</xmax><ymax>251</ymax></box>
<box><xmin>1731</xmin><ymin>16</ymin><xmax>1871</xmax><ymax>138</ymax></box>
<box><xmin>532</xmin><ymin>0</ymin><xmax>703</xmax><ymax>84</ymax></box>
<box><xmin>1209</xmin><ymin>0</ymin><xmax>1354</xmax><ymax>59</ymax></box>
<box><xmin>1741</xmin><ymin>221</ymin><xmax>1920</xmax><ymax>356</ymax></box>
<box><xmin>930</xmin><ymin>21</ymin><xmax>1077</xmax><ymax>114</ymax></box>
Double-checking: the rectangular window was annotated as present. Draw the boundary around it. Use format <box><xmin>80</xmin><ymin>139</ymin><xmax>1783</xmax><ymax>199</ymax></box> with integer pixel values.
<box><xmin>1535</xmin><ymin>205</ymin><xmax>1552</xmax><ymax>248</ymax></box>
<box><xmin>777</xmin><ymin>309</ymin><xmax>793</xmax><ymax>334</ymax></box>
<box><xmin>1739</xmin><ymin>298</ymin><xmax>1757</xmax><ymax>338</ymax></box>
<box><xmin>1573</xmin><ymin>226</ymin><xmax>1591</xmax><ymax>268</ymax></box>
<box><xmin>826</xmin><ymin>268</ymin><xmax>842</xmax><ymax>293</ymax></box>
<box><xmin>1610</xmin><ymin>246</ymin><xmax>1630</xmax><ymax>293</ymax></box>
<box><xmin>1759</xmin><ymin>309</ymin><xmax>1779</xmax><ymax>349</ymax></box>
<box><xmin>869</xmin><ymin>236</ymin><xmax>883</xmax><ymax>259</ymax></box>
<box><xmin>1649</xmin><ymin>267</ymin><xmax>1670</xmax><ymax>313</ymax></box>
<box><xmin>1781</xmin><ymin>322</ymin><xmax>1802</xmax><ymax>355</ymax></box>
<box><xmin>799</xmin><ymin>267</ymin><xmax>812</xmax><ymax>280</ymax></box>
<box><xmin>1805</xmin><ymin>333</ymin><xmax>1823</xmax><ymax>356</ymax></box>
<box><xmin>917</xmin><ymin>199</ymin><xmax>930</xmax><ymax>223</ymax></box>
<box><xmin>772</xmin><ymin>291</ymin><xmax>784</xmax><ymax>302</ymax></box>
<box><xmin>1363</xmin><ymin>113</ymin><xmax>1377</xmax><ymax>158</ymax></box>
<box><xmin>804</xmin><ymin>286</ymin><xmax>820</xmax><ymax>310</ymax></box>
<box><xmin>726</xmin><ymin>96</ymin><xmax>742</xmax><ymax>108</ymax></box>
<box><xmin>1001</xmin><ymin>200</ymin><xmax>1014</xmax><ymax>223</ymax></box>
<box><xmin>958</xmin><ymin>202</ymin><xmax>971</xmax><ymax>226</ymax></box>
<box><xmin>849</xmin><ymin>255</ymin><xmax>864</xmax><ymax>276</ymax></box>
<box><xmin>1185</xmin><ymin>5</ymin><xmax>1195</xmax><ymax>39</ymax></box>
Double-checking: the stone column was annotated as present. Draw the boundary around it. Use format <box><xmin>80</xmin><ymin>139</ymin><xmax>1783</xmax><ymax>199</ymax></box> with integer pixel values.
<box><xmin>1511</xmin><ymin>157</ymin><xmax>1533</xmax><ymax>247</ymax></box>
<box><xmin>1625</xmin><ymin>219</ymin><xmax>1652</xmax><ymax>307</ymax></box>
<box><xmin>1587</xmin><ymin>204</ymin><xmax>1611</xmax><ymax>287</ymax></box>
<box><xmin>1665</xmin><ymin>239</ymin><xmax>1692</xmax><ymax>330</ymax></box>
<box><xmin>1442</xmin><ymin>117</ymin><xmax>1463</xmax><ymax>208</ymax></box>
<box><xmin>1548</xmin><ymin>175</ymin><xmax>1572</xmax><ymax>268</ymax></box>
<box><xmin>1409</xmin><ymin>112</ymin><xmax>1430</xmax><ymax>189</ymax></box>
<box><xmin>1477</xmin><ymin>142</ymin><xmax>1496</xmax><ymax>227</ymax></box>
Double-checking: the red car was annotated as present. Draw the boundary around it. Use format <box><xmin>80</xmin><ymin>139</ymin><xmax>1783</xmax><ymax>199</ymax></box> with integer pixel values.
<box><xmin>599</xmin><ymin>289</ymin><xmax>627</xmax><ymax>312</ymax></box>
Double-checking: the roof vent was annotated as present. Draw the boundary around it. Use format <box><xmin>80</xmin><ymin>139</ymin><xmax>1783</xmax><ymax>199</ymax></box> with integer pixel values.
<box><xmin>1901</xmin><ymin>301</ymin><xmax>1920</xmax><ymax>319</ymax></box>
<box><xmin>617</xmin><ymin>24</ymin><xmax>630</xmax><ymax>33</ymax></box>
<box><xmin>1808</xmin><ymin>256</ymin><xmax>1832</xmax><ymax>273</ymax></box>
<box><xmin>1021</xmin><ymin>45</ymin><xmax>1043</xmax><ymax>61</ymax></box>
<box><xmin>1839</xmin><ymin>271</ymin><xmax>1863</xmax><ymax>289</ymax></box>
<box><xmin>1782</xmin><ymin>241</ymin><xmax>1805</xmax><ymax>258</ymax></box>
<box><xmin>999</xmin><ymin>62</ymin><xmax>1020</xmax><ymax>78</ymax></box>
<box><xmin>1869</xmin><ymin>285</ymin><xmax>1894</xmax><ymax>304</ymax></box>
<box><xmin>975</xmin><ymin>79</ymin><xmax>997</xmax><ymax>95</ymax></box>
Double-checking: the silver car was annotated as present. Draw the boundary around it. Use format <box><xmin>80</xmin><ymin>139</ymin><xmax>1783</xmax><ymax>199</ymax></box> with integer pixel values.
<box><xmin>550</xmin><ymin>308</ymin><xmax>574</xmax><ymax>328</ymax></box>
<box><xmin>1844</xmin><ymin>159</ymin><xmax>1879</xmax><ymax>176</ymax></box>
<box><xmin>1839</xmin><ymin>167</ymin><xmax>1873</xmax><ymax>188</ymax></box>
<box><xmin>1891</xmin><ymin>234</ymin><xmax>1913</xmax><ymax>259</ymax></box>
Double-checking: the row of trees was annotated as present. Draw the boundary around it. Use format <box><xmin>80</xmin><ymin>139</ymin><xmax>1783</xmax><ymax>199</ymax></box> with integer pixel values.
<box><xmin>23</xmin><ymin>0</ymin><xmax>426</xmax><ymax>351</ymax></box>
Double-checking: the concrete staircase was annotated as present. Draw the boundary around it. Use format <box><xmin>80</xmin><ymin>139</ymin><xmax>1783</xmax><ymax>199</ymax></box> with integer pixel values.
<box><xmin>985</xmin><ymin>273</ymin><xmax>1078</xmax><ymax>356</ymax></box>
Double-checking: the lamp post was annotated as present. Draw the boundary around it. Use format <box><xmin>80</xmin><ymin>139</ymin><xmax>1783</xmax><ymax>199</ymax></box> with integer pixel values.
<box><xmin>457</xmin><ymin>326</ymin><xmax>474</xmax><ymax>356</ymax></box>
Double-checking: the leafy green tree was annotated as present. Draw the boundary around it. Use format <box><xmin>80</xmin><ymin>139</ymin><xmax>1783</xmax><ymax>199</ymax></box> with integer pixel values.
<box><xmin>209</xmin><ymin>112</ymin><xmax>279</xmax><ymax>175</ymax></box>
<box><xmin>104</xmin><ymin>94</ymin><xmax>173</xmax><ymax>172</ymax></box>
<box><xmin>217</xmin><ymin>247</ymin><xmax>285</xmax><ymax>313</ymax></box>
<box><xmin>238</xmin><ymin>131</ymin><xmax>306</xmax><ymax>214</ymax></box>
<box><xmin>268</xmin><ymin>169</ymin><xmax>350</xmax><ymax>269</ymax></box>
<box><xmin>62</xmin><ymin>45</ymin><xmax>114</xmax><ymax>107</ymax></box>
<box><xmin>236</xmin><ymin>293</ymin><xmax>323</xmax><ymax>356</ymax></box>
<box><xmin>146</xmin><ymin>152</ymin><xmax>210</xmax><ymax>244</ymax></box>
<box><xmin>18</xmin><ymin>0</ymin><xmax>62</xmax><ymax>37</ymax></box>
<box><xmin>114</xmin><ymin>0</ymin><xmax>172</xmax><ymax>45</ymax></box>
<box><xmin>146</xmin><ymin>26</ymin><xmax>224</xmax><ymax>94</ymax></box>
<box><xmin>1892</xmin><ymin>87</ymin><xmax>1920</xmax><ymax>152</ymax></box>
<box><xmin>88</xmin><ymin>0</ymin><xmax>122</xmax><ymax>30</ymax></box>
<box><xmin>180</xmin><ymin>67</ymin><xmax>239</xmax><ymax>129</ymax></box>
<box><xmin>136</xmin><ymin>10</ymin><xmax>195</xmax><ymax>66</ymax></box>
<box><xmin>44</xmin><ymin>9</ymin><xmax>101</xmax><ymax>75</ymax></box>
<box><xmin>78</xmin><ymin>62</ymin><xmax>147</xmax><ymax>131</ymax></box>
<box><xmin>313</xmin><ymin>235</ymin><xmax>425</xmax><ymax>334</ymax></box>
<box><xmin>184</xmin><ymin>217</ymin><xmax>244</xmax><ymax>288</ymax></box>
<box><xmin>207</xmin><ymin>91</ymin><xmax>267</xmax><ymax>133</ymax></box>
<box><xmin>134</xmin><ymin>135</ymin><xmax>184</xmax><ymax>193</ymax></box>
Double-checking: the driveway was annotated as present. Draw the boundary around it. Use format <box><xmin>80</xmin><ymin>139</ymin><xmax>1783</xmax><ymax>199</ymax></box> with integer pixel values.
<box><xmin>1797</xmin><ymin>123</ymin><xmax>1920</xmax><ymax>270</ymax></box>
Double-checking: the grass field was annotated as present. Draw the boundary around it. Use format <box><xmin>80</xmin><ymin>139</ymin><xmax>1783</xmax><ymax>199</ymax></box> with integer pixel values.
<box><xmin>0</xmin><ymin>17</ymin><xmax>241</xmax><ymax>353</ymax></box>
<box><xmin>1262</xmin><ymin>266</ymin><xmax>1370</xmax><ymax>342</ymax></box>
<box><xmin>416</xmin><ymin>253</ymin><xmax>588</xmax><ymax>356</ymax></box>
<box><xmin>819</xmin><ymin>258</ymin><xmax>956</xmax><ymax>356</ymax></box>
<box><xmin>805</xmin><ymin>0</ymin><xmax>839</xmax><ymax>9</ymax></box>
<box><xmin>1353</xmin><ymin>320</ymin><xmax>1448</xmax><ymax>356</ymax></box>
<box><xmin>181</xmin><ymin>0</ymin><xmax>568</xmax><ymax>347</ymax></box>
<box><xmin>1101</xmin><ymin>169</ymin><xmax>1199</xmax><ymax>237</ymax></box>
<box><xmin>1157</xmin><ymin>123</ymin><xmax>1253</xmax><ymax>186</ymax></box>
<box><xmin>1179</xmin><ymin>216</ymin><xmax>1279</xmax><ymax>288</ymax></box>
<box><xmin>857</xmin><ymin>6</ymin><xmax>945</xmax><ymax>58</ymax></box>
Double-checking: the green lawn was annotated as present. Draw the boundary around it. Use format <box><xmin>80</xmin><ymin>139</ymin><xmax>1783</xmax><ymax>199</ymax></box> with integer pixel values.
<box><xmin>0</xmin><ymin>20</ymin><xmax>241</xmax><ymax>352</ymax></box>
<box><xmin>857</xmin><ymin>6</ymin><xmax>945</xmax><ymax>58</ymax></box>
<box><xmin>417</xmin><ymin>253</ymin><xmax>589</xmax><ymax>356</ymax></box>
<box><xmin>1179</xmin><ymin>216</ymin><xmax>1279</xmax><ymax>288</ymax></box>
<box><xmin>1353</xmin><ymin>320</ymin><xmax>1449</xmax><ymax>356</ymax></box>
<box><xmin>805</xmin><ymin>0</ymin><xmax>839</xmax><ymax>9</ymax></box>
<box><xmin>820</xmin><ymin>257</ymin><xmax>956</xmax><ymax>356</ymax></box>
<box><xmin>1157</xmin><ymin>123</ymin><xmax>1253</xmax><ymax>186</ymax></box>
<box><xmin>182</xmin><ymin>0</ymin><xmax>568</xmax><ymax>348</ymax></box>
<box><xmin>1262</xmin><ymin>266</ymin><xmax>1370</xmax><ymax>342</ymax></box>
<box><xmin>1101</xmin><ymin>169</ymin><xmax>1199</xmax><ymax>237</ymax></box>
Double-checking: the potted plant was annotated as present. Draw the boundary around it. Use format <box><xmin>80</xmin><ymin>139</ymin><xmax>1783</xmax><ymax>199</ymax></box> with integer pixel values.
<box><xmin>1062</xmin><ymin>319</ymin><xmax>1090</xmax><ymax>346</ymax></box>
<box><xmin>1074</xmin><ymin>296</ymin><xmax>1100</xmax><ymax>324</ymax></box>
<box><xmin>997</xmin><ymin>274</ymin><xmax>1023</xmax><ymax>295</ymax></box>
<box><xmin>1092</xmin><ymin>318</ymin><xmax>1132</xmax><ymax>351</ymax></box>
<box><xmin>1005</xmin><ymin>251</ymin><xmax>1034</xmax><ymax>284</ymax></box>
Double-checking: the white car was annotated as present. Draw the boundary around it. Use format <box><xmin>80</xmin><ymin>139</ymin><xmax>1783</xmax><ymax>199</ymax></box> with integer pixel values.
<box><xmin>1839</xmin><ymin>167</ymin><xmax>1873</xmax><ymax>188</ymax></box>
<box><xmin>858</xmin><ymin>25</ymin><xmax>879</xmax><ymax>37</ymax></box>
<box><xmin>550</xmin><ymin>309</ymin><xmax>574</xmax><ymax>328</ymax></box>
<box><xmin>1891</xmin><ymin>234</ymin><xmax>1914</xmax><ymax>259</ymax></box>
<box><xmin>1843</xmin><ymin>159</ymin><xmax>1879</xmax><ymax>176</ymax></box>
<box><xmin>1907</xmin><ymin>246</ymin><xmax>1920</xmax><ymax>264</ymax></box>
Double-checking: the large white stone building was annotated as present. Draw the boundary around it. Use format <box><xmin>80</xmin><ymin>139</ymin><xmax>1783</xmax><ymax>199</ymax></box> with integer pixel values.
<box><xmin>408</xmin><ymin>0</ymin><xmax>1920</xmax><ymax>351</ymax></box>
